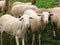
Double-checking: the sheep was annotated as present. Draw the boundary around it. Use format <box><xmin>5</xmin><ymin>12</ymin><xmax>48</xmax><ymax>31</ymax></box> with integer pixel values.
<box><xmin>11</xmin><ymin>4</ymin><xmax>38</xmax><ymax>18</ymax></box>
<box><xmin>0</xmin><ymin>13</ymin><xmax>34</xmax><ymax>45</ymax></box>
<box><xmin>12</xmin><ymin>0</ymin><xmax>36</xmax><ymax>7</ymax></box>
<box><xmin>12</xmin><ymin>2</ymin><xmax>31</xmax><ymax>7</ymax></box>
<box><xmin>20</xmin><ymin>9</ymin><xmax>42</xmax><ymax>45</ymax></box>
<box><xmin>22</xmin><ymin>9</ymin><xmax>51</xmax><ymax>45</ymax></box>
<box><xmin>0</xmin><ymin>14</ymin><xmax>14</xmax><ymax>45</ymax></box>
<box><xmin>0</xmin><ymin>0</ymin><xmax>9</xmax><ymax>14</ymax></box>
<box><xmin>36</xmin><ymin>8</ymin><xmax>51</xmax><ymax>16</ymax></box>
<box><xmin>49</xmin><ymin>7</ymin><xmax>60</xmax><ymax>37</ymax></box>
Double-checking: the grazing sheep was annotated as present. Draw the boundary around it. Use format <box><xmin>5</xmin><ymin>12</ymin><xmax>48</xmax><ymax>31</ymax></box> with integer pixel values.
<box><xmin>0</xmin><ymin>14</ymin><xmax>33</xmax><ymax>45</ymax></box>
<box><xmin>0</xmin><ymin>0</ymin><xmax>9</xmax><ymax>14</ymax></box>
<box><xmin>11</xmin><ymin>4</ymin><xmax>38</xmax><ymax>18</ymax></box>
<box><xmin>12</xmin><ymin>2</ymin><xmax>31</xmax><ymax>6</ymax></box>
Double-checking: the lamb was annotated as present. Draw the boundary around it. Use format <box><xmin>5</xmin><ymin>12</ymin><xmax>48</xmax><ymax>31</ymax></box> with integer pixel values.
<box><xmin>0</xmin><ymin>0</ymin><xmax>9</xmax><ymax>14</ymax></box>
<box><xmin>12</xmin><ymin>2</ymin><xmax>31</xmax><ymax>6</ymax></box>
<box><xmin>11</xmin><ymin>4</ymin><xmax>38</xmax><ymax>18</ymax></box>
<box><xmin>0</xmin><ymin>14</ymin><xmax>33</xmax><ymax>45</ymax></box>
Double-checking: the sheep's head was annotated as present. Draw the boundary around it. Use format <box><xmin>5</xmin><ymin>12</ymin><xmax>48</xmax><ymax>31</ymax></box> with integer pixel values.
<box><xmin>19</xmin><ymin>14</ymin><xmax>33</xmax><ymax>28</ymax></box>
<box><xmin>41</xmin><ymin>12</ymin><xmax>51</xmax><ymax>24</ymax></box>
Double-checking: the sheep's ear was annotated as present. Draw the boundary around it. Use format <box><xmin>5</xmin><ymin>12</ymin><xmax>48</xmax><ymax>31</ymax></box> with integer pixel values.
<box><xmin>29</xmin><ymin>17</ymin><xmax>33</xmax><ymax>19</ymax></box>
<box><xmin>50</xmin><ymin>14</ymin><xmax>53</xmax><ymax>16</ymax></box>
<box><xmin>49</xmin><ymin>14</ymin><xmax>53</xmax><ymax>20</ymax></box>
<box><xmin>19</xmin><ymin>18</ymin><xmax>23</xmax><ymax>21</ymax></box>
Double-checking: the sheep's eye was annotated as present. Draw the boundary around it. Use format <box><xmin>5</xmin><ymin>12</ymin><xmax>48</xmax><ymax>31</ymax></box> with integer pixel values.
<box><xmin>29</xmin><ymin>17</ymin><xmax>33</xmax><ymax>19</ymax></box>
<box><xmin>19</xmin><ymin>18</ymin><xmax>23</xmax><ymax>21</ymax></box>
<box><xmin>38</xmin><ymin>15</ymin><xmax>42</xmax><ymax>16</ymax></box>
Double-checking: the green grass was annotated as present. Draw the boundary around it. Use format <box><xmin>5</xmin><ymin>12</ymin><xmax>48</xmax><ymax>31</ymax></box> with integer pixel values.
<box><xmin>0</xmin><ymin>0</ymin><xmax>60</xmax><ymax>45</ymax></box>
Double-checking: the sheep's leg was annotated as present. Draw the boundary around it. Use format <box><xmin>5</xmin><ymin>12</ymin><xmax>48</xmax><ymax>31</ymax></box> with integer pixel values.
<box><xmin>53</xmin><ymin>30</ymin><xmax>56</xmax><ymax>37</ymax></box>
<box><xmin>1</xmin><ymin>32</ymin><xmax>3</xmax><ymax>45</ymax></box>
<box><xmin>22</xmin><ymin>36</ymin><xmax>25</xmax><ymax>45</ymax></box>
<box><xmin>51</xmin><ymin>22</ymin><xmax>56</xmax><ymax>37</ymax></box>
<box><xmin>32</xmin><ymin>33</ymin><xmax>35</xmax><ymax>45</ymax></box>
<box><xmin>2</xmin><ymin>8</ymin><xmax>3</xmax><ymax>12</ymax></box>
<box><xmin>25</xmin><ymin>30</ymin><xmax>28</xmax><ymax>43</ymax></box>
<box><xmin>15</xmin><ymin>36</ymin><xmax>19</xmax><ymax>45</ymax></box>
<box><xmin>9</xmin><ymin>36</ymin><xmax>11</xmax><ymax>45</ymax></box>
<box><xmin>38</xmin><ymin>33</ymin><xmax>41</xmax><ymax>45</ymax></box>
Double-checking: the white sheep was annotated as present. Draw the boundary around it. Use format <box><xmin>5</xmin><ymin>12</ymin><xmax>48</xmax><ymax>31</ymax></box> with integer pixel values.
<box><xmin>24</xmin><ymin>9</ymin><xmax>51</xmax><ymax>45</ymax></box>
<box><xmin>18</xmin><ymin>9</ymin><xmax>42</xmax><ymax>45</ymax></box>
<box><xmin>0</xmin><ymin>0</ymin><xmax>9</xmax><ymax>13</ymax></box>
<box><xmin>11</xmin><ymin>4</ymin><xmax>38</xmax><ymax>18</ymax></box>
<box><xmin>49</xmin><ymin>7</ymin><xmax>60</xmax><ymax>37</ymax></box>
<box><xmin>0</xmin><ymin>14</ymin><xmax>33</xmax><ymax>45</ymax></box>
<box><xmin>0</xmin><ymin>14</ymin><xmax>14</xmax><ymax>45</ymax></box>
<box><xmin>12</xmin><ymin>2</ymin><xmax>31</xmax><ymax>6</ymax></box>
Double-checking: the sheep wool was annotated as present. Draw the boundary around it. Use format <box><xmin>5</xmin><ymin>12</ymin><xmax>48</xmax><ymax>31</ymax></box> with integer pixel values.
<box><xmin>11</xmin><ymin>4</ymin><xmax>38</xmax><ymax>18</ymax></box>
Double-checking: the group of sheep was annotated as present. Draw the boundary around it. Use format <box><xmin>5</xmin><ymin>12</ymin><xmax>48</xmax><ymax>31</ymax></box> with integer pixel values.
<box><xmin>0</xmin><ymin>0</ymin><xmax>60</xmax><ymax>45</ymax></box>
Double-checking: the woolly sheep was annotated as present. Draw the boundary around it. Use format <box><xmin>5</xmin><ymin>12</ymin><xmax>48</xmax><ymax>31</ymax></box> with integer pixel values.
<box><xmin>0</xmin><ymin>14</ymin><xmax>33</xmax><ymax>45</ymax></box>
<box><xmin>11</xmin><ymin>4</ymin><xmax>38</xmax><ymax>18</ymax></box>
<box><xmin>50</xmin><ymin>7</ymin><xmax>60</xmax><ymax>25</ymax></box>
<box><xmin>12</xmin><ymin>2</ymin><xmax>31</xmax><ymax>6</ymax></box>
<box><xmin>23</xmin><ymin>9</ymin><xmax>51</xmax><ymax>45</ymax></box>
<box><xmin>23</xmin><ymin>9</ymin><xmax>50</xmax><ymax>45</ymax></box>
<box><xmin>49</xmin><ymin>7</ymin><xmax>60</xmax><ymax>37</ymax></box>
<box><xmin>0</xmin><ymin>0</ymin><xmax>9</xmax><ymax>14</ymax></box>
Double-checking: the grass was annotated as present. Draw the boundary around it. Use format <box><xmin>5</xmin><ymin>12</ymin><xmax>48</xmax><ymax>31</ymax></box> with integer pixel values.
<box><xmin>0</xmin><ymin>0</ymin><xmax>60</xmax><ymax>45</ymax></box>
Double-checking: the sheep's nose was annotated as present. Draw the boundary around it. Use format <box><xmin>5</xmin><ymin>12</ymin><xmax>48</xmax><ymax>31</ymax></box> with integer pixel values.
<box><xmin>27</xmin><ymin>24</ymin><xmax>29</xmax><ymax>28</ymax></box>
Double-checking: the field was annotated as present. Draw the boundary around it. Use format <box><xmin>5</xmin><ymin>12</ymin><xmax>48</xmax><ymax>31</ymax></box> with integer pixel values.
<box><xmin>0</xmin><ymin>0</ymin><xmax>60</xmax><ymax>45</ymax></box>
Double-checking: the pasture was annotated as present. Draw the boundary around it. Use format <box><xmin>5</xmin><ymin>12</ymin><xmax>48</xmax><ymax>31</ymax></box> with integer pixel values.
<box><xmin>0</xmin><ymin>0</ymin><xmax>60</xmax><ymax>45</ymax></box>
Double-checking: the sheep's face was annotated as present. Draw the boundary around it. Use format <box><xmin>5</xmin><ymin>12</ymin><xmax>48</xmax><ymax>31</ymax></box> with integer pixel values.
<box><xmin>19</xmin><ymin>15</ymin><xmax>33</xmax><ymax>28</ymax></box>
<box><xmin>41</xmin><ymin>12</ymin><xmax>50</xmax><ymax>24</ymax></box>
